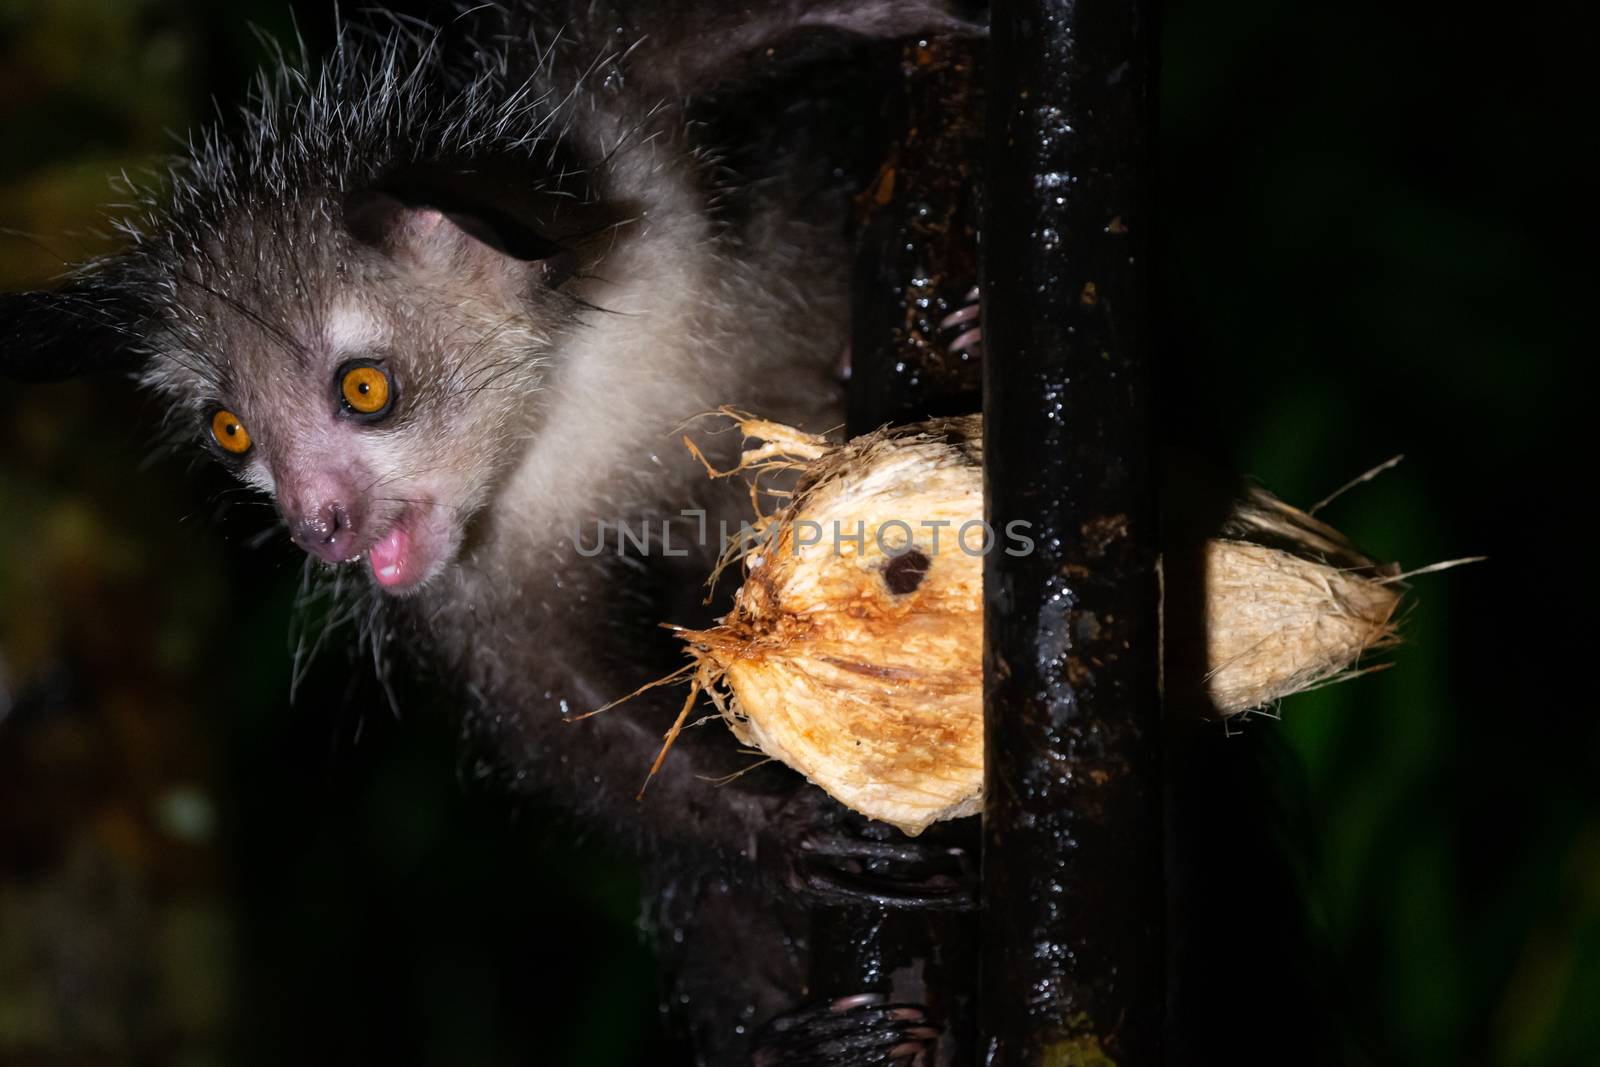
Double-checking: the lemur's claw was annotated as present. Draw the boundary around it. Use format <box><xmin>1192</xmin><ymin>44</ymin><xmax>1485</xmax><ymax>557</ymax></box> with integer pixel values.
<box><xmin>939</xmin><ymin>285</ymin><xmax>982</xmax><ymax>359</ymax></box>
<box><xmin>794</xmin><ymin>831</ymin><xmax>977</xmax><ymax>911</ymax></box>
<box><xmin>754</xmin><ymin>994</ymin><xmax>940</xmax><ymax>1067</ymax></box>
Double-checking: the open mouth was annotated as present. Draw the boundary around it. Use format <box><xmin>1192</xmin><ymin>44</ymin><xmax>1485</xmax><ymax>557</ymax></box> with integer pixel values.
<box><xmin>298</xmin><ymin>494</ymin><xmax>453</xmax><ymax>594</ymax></box>
<box><xmin>368</xmin><ymin>520</ymin><xmax>416</xmax><ymax>588</ymax></box>
<box><xmin>361</xmin><ymin>505</ymin><xmax>441</xmax><ymax>592</ymax></box>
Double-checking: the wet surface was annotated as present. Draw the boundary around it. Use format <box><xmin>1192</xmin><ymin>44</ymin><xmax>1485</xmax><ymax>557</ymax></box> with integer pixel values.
<box><xmin>847</xmin><ymin>38</ymin><xmax>987</xmax><ymax>437</ymax></box>
<box><xmin>980</xmin><ymin>0</ymin><xmax>1163</xmax><ymax>1062</ymax></box>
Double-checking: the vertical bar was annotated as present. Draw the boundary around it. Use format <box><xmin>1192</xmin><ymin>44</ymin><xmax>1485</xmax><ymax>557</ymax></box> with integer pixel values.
<box><xmin>980</xmin><ymin>0</ymin><xmax>1162</xmax><ymax>1063</ymax></box>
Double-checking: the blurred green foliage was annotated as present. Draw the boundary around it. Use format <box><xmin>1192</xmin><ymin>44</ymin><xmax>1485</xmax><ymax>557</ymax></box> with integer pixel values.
<box><xmin>0</xmin><ymin>0</ymin><xmax>1590</xmax><ymax>1063</ymax></box>
<box><xmin>1159</xmin><ymin>0</ymin><xmax>1591</xmax><ymax>1062</ymax></box>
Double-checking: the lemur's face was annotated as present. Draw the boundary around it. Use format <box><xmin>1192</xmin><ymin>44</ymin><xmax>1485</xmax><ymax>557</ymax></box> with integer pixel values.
<box><xmin>142</xmin><ymin>191</ymin><xmax>582</xmax><ymax>593</ymax></box>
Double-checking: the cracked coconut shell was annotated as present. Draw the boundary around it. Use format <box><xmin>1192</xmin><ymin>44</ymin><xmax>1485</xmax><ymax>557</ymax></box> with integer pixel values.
<box><xmin>673</xmin><ymin>413</ymin><xmax>1409</xmax><ymax>836</ymax></box>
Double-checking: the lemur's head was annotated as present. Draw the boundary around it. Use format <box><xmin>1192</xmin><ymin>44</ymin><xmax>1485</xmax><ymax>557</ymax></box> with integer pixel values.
<box><xmin>1</xmin><ymin>5</ymin><xmax>984</xmax><ymax>593</ymax></box>
<box><xmin>0</xmin><ymin>37</ymin><xmax>614</xmax><ymax>594</ymax></box>
<box><xmin>138</xmin><ymin>183</ymin><xmax>595</xmax><ymax>593</ymax></box>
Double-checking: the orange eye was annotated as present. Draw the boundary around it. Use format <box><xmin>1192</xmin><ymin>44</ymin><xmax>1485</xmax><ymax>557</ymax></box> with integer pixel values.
<box><xmin>211</xmin><ymin>409</ymin><xmax>252</xmax><ymax>454</ymax></box>
<box><xmin>340</xmin><ymin>363</ymin><xmax>392</xmax><ymax>416</ymax></box>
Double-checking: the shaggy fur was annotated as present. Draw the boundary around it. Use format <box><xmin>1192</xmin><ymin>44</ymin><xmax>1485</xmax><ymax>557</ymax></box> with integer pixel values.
<box><xmin>52</xmin><ymin>12</ymin><xmax>859</xmax><ymax>848</ymax></box>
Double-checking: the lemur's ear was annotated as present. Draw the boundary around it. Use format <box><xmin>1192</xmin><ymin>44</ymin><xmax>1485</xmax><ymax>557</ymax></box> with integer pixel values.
<box><xmin>630</xmin><ymin>0</ymin><xmax>987</xmax><ymax>94</ymax></box>
<box><xmin>0</xmin><ymin>282</ymin><xmax>146</xmax><ymax>382</ymax></box>
<box><xmin>344</xmin><ymin>190</ymin><xmax>578</xmax><ymax>289</ymax></box>
<box><xmin>786</xmin><ymin>0</ymin><xmax>986</xmax><ymax>41</ymax></box>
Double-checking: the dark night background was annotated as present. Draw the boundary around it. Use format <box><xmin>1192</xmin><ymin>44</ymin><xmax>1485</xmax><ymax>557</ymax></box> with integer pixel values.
<box><xmin>0</xmin><ymin>0</ymin><xmax>1589</xmax><ymax>1063</ymax></box>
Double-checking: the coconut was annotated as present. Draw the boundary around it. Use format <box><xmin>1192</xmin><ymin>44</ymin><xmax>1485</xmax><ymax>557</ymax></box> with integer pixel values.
<box><xmin>611</xmin><ymin>412</ymin><xmax>1459</xmax><ymax>837</ymax></box>
<box><xmin>677</xmin><ymin>416</ymin><xmax>988</xmax><ymax>835</ymax></box>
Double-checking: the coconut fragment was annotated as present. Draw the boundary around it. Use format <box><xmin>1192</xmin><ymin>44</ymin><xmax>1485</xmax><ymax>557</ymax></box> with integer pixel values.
<box><xmin>1202</xmin><ymin>488</ymin><xmax>1403</xmax><ymax>711</ymax></box>
<box><xmin>643</xmin><ymin>412</ymin><xmax>1427</xmax><ymax>835</ymax></box>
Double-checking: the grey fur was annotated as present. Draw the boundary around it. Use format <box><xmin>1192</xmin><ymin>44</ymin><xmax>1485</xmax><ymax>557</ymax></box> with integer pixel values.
<box><xmin>108</xmin><ymin>13</ymin><xmax>851</xmax><ymax>855</ymax></box>
<box><xmin>0</xmin><ymin>0</ymin><xmax>987</xmax><ymax>841</ymax></box>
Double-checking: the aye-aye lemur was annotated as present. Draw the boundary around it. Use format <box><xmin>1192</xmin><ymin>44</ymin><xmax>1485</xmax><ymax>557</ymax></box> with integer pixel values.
<box><xmin>1</xmin><ymin>1</ymin><xmax>985</xmax><ymax>1063</ymax></box>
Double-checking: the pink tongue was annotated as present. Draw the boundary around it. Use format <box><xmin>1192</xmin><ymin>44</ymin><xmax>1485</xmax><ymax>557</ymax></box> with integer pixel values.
<box><xmin>368</xmin><ymin>525</ymin><xmax>411</xmax><ymax>587</ymax></box>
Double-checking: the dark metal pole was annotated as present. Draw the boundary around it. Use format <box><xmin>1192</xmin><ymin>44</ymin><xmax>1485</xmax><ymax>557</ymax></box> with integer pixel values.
<box><xmin>980</xmin><ymin>0</ymin><xmax>1163</xmax><ymax>1063</ymax></box>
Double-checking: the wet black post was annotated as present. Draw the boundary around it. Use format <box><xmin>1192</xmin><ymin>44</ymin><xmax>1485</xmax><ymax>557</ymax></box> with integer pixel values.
<box><xmin>980</xmin><ymin>0</ymin><xmax>1162</xmax><ymax>1064</ymax></box>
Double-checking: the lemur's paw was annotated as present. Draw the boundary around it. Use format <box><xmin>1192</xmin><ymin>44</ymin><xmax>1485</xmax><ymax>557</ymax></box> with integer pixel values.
<box><xmin>753</xmin><ymin>994</ymin><xmax>939</xmax><ymax>1067</ymax></box>
<box><xmin>762</xmin><ymin>788</ymin><xmax>977</xmax><ymax>910</ymax></box>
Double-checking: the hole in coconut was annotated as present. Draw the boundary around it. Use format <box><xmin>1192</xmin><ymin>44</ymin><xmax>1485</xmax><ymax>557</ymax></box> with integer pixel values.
<box><xmin>883</xmin><ymin>548</ymin><xmax>931</xmax><ymax>595</ymax></box>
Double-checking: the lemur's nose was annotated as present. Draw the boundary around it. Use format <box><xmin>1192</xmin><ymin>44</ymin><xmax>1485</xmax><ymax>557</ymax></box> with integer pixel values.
<box><xmin>291</xmin><ymin>501</ymin><xmax>355</xmax><ymax>562</ymax></box>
